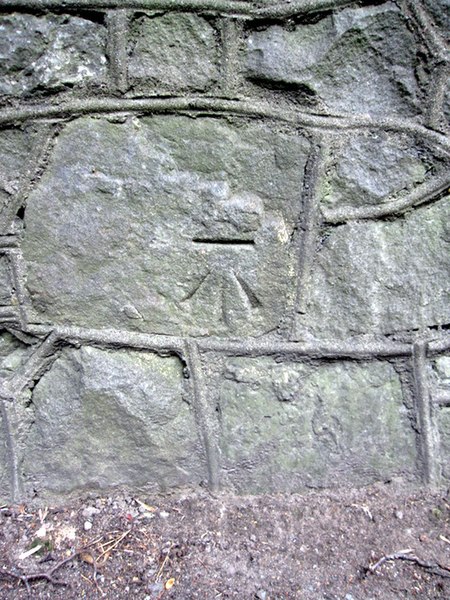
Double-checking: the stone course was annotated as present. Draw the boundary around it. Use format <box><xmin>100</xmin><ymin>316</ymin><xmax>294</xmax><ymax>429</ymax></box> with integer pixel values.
<box><xmin>0</xmin><ymin>0</ymin><xmax>449</xmax><ymax>502</ymax></box>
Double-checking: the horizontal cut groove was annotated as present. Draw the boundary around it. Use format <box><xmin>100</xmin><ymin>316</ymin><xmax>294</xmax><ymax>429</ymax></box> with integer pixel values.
<box><xmin>428</xmin><ymin>336</ymin><xmax>450</xmax><ymax>354</ymax></box>
<box><xmin>192</xmin><ymin>238</ymin><xmax>255</xmax><ymax>245</ymax></box>
<box><xmin>0</xmin><ymin>237</ymin><xmax>18</xmax><ymax>249</ymax></box>
<box><xmin>0</xmin><ymin>0</ymin><xmax>366</xmax><ymax>18</ymax></box>
<box><xmin>0</xmin><ymin>97</ymin><xmax>449</xmax><ymax>152</ymax></box>
<box><xmin>322</xmin><ymin>173</ymin><xmax>450</xmax><ymax>223</ymax></box>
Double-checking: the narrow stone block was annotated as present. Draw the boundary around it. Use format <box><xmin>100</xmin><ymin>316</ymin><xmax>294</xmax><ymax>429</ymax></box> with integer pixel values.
<box><xmin>129</xmin><ymin>13</ymin><xmax>220</xmax><ymax>93</ymax></box>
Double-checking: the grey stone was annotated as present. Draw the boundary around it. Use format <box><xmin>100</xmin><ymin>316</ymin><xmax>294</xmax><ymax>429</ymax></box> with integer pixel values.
<box><xmin>0</xmin><ymin>257</ymin><xmax>12</xmax><ymax>305</ymax></box>
<box><xmin>438</xmin><ymin>409</ymin><xmax>450</xmax><ymax>481</ymax></box>
<box><xmin>129</xmin><ymin>13</ymin><xmax>219</xmax><ymax>93</ymax></box>
<box><xmin>0</xmin><ymin>13</ymin><xmax>107</xmax><ymax>98</ymax></box>
<box><xmin>321</xmin><ymin>132</ymin><xmax>438</xmax><ymax>209</ymax></box>
<box><xmin>22</xmin><ymin>346</ymin><xmax>205</xmax><ymax>498</ymax></box>
<box><xmin>0</xmin><ymin>407</ymin><xmax>11</xmax><ymax>503</ymax></box>
<box><xmin>294</xmin><ymin>198</ymin><xmax>450</xmax><ymax>340</ymax></box>
<box><xmin>0</xmin><ymin>331</ymin><xmax>32</xmax><ymax>378</ymax></box>
<box><xmin>246</xmin><ymin>2</ymin><xmax>423</xmax><ymax>116</ymax></box>
<box><xmin>216</xmin><ymin>358</ymin><xmax>416</xmax><ymax>493</ymax></box>
<box><xmin>422</xmin><ymin>0</ymin><xmax>450</xmax><ymax>41</ymax></box>
<box><xmin>22</xmin><ymin>115</ymin><xmax>309</xmax><ymax>337</ymax></box>
<box><xmin>0</xmin><ymin>125</ymin><xmax>47</xmax><ymax>234</ymax></box>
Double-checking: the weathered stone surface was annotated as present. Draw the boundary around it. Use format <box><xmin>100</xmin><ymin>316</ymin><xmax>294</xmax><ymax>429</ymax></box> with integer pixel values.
<box><xmin>0</xmin><ymin>257</ymin><xmax>12</xmax><ymax>306</ymax></box>
<box><xmin>22</xmin><ymin>347</ymin><xmax>205</xmax><ymax>497</ymax></box>
<box><xmin>423</xmin><ymin>0</ymin><xmax>450</xmax><ymax>41</ymax></box>
<box><xmin>246</xmin><ymin>2</ymin><xmax>423</xmax><ymax>116</ymax></box>
<box><xmin>0</xmin><ymin>13</ymin><xmax>107</xmax><ymax>99</ymax></box>
<box><xmin>0</xmin><ymin>407</ymin><xmax>11</xmax><ymax>503</ymax></box>
<box><xmin>0</xmin><ymin>332</ymin><xmax>35</xmax><ymax>380</ymax></box>
<box><xmin>129</xmin><ymin>13</ymin><xmax>219</xmax><ymax>92</ymax></box>
<box><xmin>321</xmin><ymin>132</ymin><xmax>438</xmax><ymax>209</ymax></box>
<box><xmin>0</xmin><ymin>125</ymin><xmax>47</xmax><ymax>234</ymax></box>
<box><xmin>438</xmin><ymin>408</ymin><xmax>450</xmax><ymax>481</ymax></box>
<box><xmin>295</xmin><ymin>198</ymin><xmax>450</xmax><ymax>340</ymax></box>
<box><xmin>215</xmin><ymin>357</ymin><xmax>416</xmax><ymax>493</ymax></box>
<box><xmin>23</xmin><ymin>116</ymin><xmax>309</xmax><ymax>337</ymax></box>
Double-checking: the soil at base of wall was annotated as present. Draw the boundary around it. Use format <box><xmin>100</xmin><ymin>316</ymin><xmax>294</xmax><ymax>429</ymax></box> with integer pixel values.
<box><xmin>0</xmin><ymin>481</ymin><xmax>449</xmax><ymax>599</ymax></box>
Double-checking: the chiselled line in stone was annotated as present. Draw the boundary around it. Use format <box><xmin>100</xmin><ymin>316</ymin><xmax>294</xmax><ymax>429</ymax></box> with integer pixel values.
<box><xmin>322</xmin><ymin>172</ymin><xmax>450</xmax><ymax>224</ymax></box>
<box><xmin>0</xmin><ymin>0</ymin><xmax>367</xmax><ymax>18</ymax></box>
<box><xmin>107</xmin><ymin>10</ymin><xmax>129</xmax><ymax>94</ymax></box>
<box><xmin>0</xmin><ymin>398</ymin><xmax>22</xmax><ymax>502</ymax></box>
<box><xmin>290</xmin><ymin>135</ymin><xmax>326</xmax><ymax>334</ymax></box>
<box><xmin>184</xmin><ymin>340</ymin><xmax>220</xmax><ymax>493</ymax></box>
<box><xmin>406</xmin><ymin>0</ymin><xmax>449</xmax><ymax>63</ymax></box>
<box><xmin>1</xmin><ymin>97</ymin><xmax>449</xmax><ymax>152</ymax></box>
<box><xmin>412</xmin><ymin>341</ymin><xmax>439</xmax><ymax>485</ymax></box>
<box><xmin>0</xmin><ymin>331</ymin><xmax>59</xmax><ymax>401</ymax></box>
<box><xmin>0</xmin><ymin>237</ymin><xmax>18</xmax><ymax>250</ymax></box>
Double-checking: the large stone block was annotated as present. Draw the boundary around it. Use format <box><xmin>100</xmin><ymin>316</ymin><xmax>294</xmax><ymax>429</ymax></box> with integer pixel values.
<box><xmin>0</xmin><ymin>13</ymin><xmax>107</xmax><ymax>99</ymax></box>
<box><xmin>294</xmin><ymin>198</ymin><xmax>450</xmax><ymax>340</ymax></box>
<box><xmin>246</xmin><ymin>2</ymin><xmax>423</xmax><ymax>116</ymax></box>
<box><xmin>22</xmin><ymin>115</ymin><xmax>309</xmax><ymax>337</ymax></box>
<box><xmin>214</xmin><ymin>357</ymin><xmax>416</xmax><ymax>493</ymax></box>
<box><xmin>22</xmin><ymin>347</ymin><xmax>205</xmax><ymax>497</ymax></box>
<box><xmin>320</xmin><ymin>131</ymin><xmax>443</xmax><ymax>210</ymax></box>
<box><xmin>129</xmin><ymin>13</ymin><xmax>220</xmax><ymax>93</ymax></box>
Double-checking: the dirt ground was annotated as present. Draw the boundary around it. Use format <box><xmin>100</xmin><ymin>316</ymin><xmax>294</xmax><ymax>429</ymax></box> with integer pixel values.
<box><xmin>0</xmin><ymin>481</ymin><xmax>449</xmax><ymax>599</ymax></box>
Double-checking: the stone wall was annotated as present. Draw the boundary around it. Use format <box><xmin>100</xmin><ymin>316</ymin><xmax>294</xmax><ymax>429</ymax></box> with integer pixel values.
<box><xmin>0</xmin><ymin>0</ymin><xmax>449</xmax><ymax>503</ymax></box>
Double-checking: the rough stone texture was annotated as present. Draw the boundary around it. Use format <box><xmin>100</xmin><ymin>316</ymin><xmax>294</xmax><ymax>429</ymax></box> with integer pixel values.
<box><xmin>438</xmin><ymin>408</ymin><xmax>450</xmax><ymax>482</ymax></box>
<box><xmin>129</xmin><ymin>14</ymin><xmax>220</xmax><ymax>93</ymax></box>
<box><xmin>0</xmin><ymin>257</ymin><xmax>12</xmax><ymax>306</ymax></box>
<box><xmin>22</xmin><ymin>346</ymin><xmax>205</xmax><ymax>498</ymax></box>
<box><xmin>0</xmin><ymin>13</ymin><xmax>107</xmax><ymax>99</ymax></box>
<box><xmin>423</xmin><ymin>0</ymin><xmax>450</xmax><ymax>42</ymax></box>
<box><xmin>22</xmin><ymin>115</ymin><xmax>309</xmax><ymax>337</ymax></box>
<box><xmin>0</xmin><ymin>125</ymin><xmax>47</xmax><ymax>234</ymax></box>
<box><xmin>214</xmin><ymin>357</ymin><xmax>416</xmax><ymax>493</ymax></box>
<box><xmin>0</xmin><ymin>407</ymin><xmax>11</xmax><ymax>503</ymax></box>
<box><xmin>0</xmin><ymin>332</ymin><xmax>32</xmax><ymax>378</ymax></box>
<box><xmin>295</xmin><ymin>198</ymin><xmax>450</xmax><ymax>340</ymax></box>
<box><xmin>246</xmin><ymin>2</ymin><xmax>423</xmax><ymax>116</ymax></box>
<box><xmin>321</xmin><ymin>132</ymin><xmax>441</xmax><ymax>209</ymax></box>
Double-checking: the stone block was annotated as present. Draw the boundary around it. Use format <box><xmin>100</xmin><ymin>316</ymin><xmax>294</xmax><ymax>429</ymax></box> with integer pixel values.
<box><xmin>22</xmin><ymin>115</ymin><xmax>309</xmax><ymax>337</ymax></box>
<box><xmin>294</xmin><ymin>198</ymin><xmax>450</xmax><ymax>340</ymax></box>
<box><xmin>215</xmin><ymin>357</ymin><xmax>416</xmax><ymax>493</ymax></box>
<box><xmin>0</xmin><ymin>13</ymin><xmax>107</xmax><ymax>99</ymax></box>
<box><xmin>129</xmin><ymin>13</ymin><xmax>220</xmax><ymax>93</ymax></box>
<box><xmin>320</xmin><ymin>132</ymin><xmax>442</xmax><ymax>210</ymax></box>
<box><xmin>245</xmin><ymin>2</ymin><xmax>423</xmax><ymax>116</ymax></box>
<box><xmin>22</xmin><ymin>346</ymin><xmax>205</xmax><ymax>498</ymax></box>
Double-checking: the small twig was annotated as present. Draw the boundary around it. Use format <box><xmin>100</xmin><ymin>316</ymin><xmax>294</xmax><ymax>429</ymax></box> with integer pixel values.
<box><xmin>368</xmin><ymin>548</ymin><xmax>450</xmax><ymax>579</ymax></box>
<box><xmin>0</xmin><ymin>550</ymin><xmax>81</xmax><ymax>593</ymax></box>
<box><xmin>156</xmin><ymin>543</ymin><xmax>173</xmax><ymax>582</ymax></box>
<box><xmin>97</xmin><ymin>529</ymin><xmax>130</xmax><ymax>561</ymax></box>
